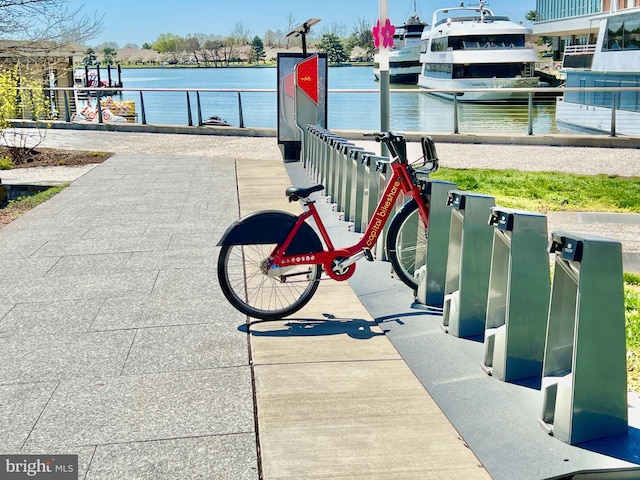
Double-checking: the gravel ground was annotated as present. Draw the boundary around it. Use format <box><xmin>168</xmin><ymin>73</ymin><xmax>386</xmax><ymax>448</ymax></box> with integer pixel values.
<box><xmin>0</xmin><ymin>164</ymin><xmax>99</xmax><ymax>183</ymax></box>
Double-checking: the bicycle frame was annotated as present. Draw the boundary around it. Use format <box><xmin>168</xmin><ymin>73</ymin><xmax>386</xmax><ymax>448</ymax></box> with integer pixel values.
<box><xmin>270</xmin><ymin>156</ymin><xmax>430</xmax><ymax>281</ymax></box>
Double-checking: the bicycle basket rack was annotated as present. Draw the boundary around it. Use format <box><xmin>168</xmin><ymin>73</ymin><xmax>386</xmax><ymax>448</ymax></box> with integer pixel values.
<box><xmin>414</xmin><ymin>135</ymin><xmax>439</xmax><ymax>179</ymax></box>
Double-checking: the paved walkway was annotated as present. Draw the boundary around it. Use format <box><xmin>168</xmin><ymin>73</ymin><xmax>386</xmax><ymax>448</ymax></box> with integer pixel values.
<box><xmin>0</xmin><ymin>129</ymin><xmax>639</xmax><ymax>479</ymax></box>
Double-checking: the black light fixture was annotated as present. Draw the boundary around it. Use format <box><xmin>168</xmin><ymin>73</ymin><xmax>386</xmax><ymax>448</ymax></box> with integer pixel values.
<box><xmin>286</xmin><ymin>18</ymin><xmax>321</xmax><ymax>57</ymax></box>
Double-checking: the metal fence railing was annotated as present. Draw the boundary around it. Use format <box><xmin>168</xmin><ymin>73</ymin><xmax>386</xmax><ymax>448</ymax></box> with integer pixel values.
<box><xmin>13</xmin><ymin>85</ymin><xmax>640</xmax><ymax>138</ymax></box>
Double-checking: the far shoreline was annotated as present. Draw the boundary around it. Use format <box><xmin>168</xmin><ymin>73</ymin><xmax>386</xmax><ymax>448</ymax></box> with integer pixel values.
<box><xmin>78</xmin><ymin>62</ymin><xmax>374</xmax><ymax>69</ymax></box>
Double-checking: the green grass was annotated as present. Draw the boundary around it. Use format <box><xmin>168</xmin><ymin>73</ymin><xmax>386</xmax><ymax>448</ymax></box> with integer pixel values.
<box><xmin>431</xmin><ymin>168</ymin><xmax>640</xmax><ymax>213</ymax></box>
<box><xmin>0</xmin><ymin>185</ymin><xmax>67</xmax><ymax>228</ymax></box>
<box><xmin>12</xmin><ymin>185</ymin><xmax>66</xmax><ymax>207</ymax></box>
<box><xmin>625</xmin><ymin>273</ymin><xmax>640</xmax><ymax>392</ymax></box>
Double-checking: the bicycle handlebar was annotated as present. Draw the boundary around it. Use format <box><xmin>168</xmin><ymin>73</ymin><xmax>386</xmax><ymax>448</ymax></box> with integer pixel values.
<box><xmin>364</xmin><ymin>131</ymin><xmax>407</xmax><ymax>163</ymax></box>
<box><xmin>364</xmin><ymin>131</ymin><xmax>403</xmax><ymax>144</ymax></box>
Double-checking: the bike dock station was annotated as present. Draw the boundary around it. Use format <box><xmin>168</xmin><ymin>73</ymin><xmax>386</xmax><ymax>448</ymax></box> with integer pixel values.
<box><xmin>414</xmin><ymin>179</ymin><xmax>457</xmax><ymax>308</ymax></box>
<box><xmin>441</xmin><ymin>190</ymin><xmax>496</xmax><ymax>339</ymax></box>
<box><xmin>540</xmin><ymin>231</ymin><xmax>629</xmax><ymax>446</ymax></box>
<box><xmin>297</xmin><ymin>125</ymin><xmax>639</xmax><ymax>479</ymax></box>
<box><xmin>481</xmin><ymin>207</ymin><xmax>550</xmax><ymax>384</ymax></box>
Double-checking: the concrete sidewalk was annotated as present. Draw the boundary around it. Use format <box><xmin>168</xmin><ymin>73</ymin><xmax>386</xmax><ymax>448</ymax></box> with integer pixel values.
<box><xmin>0</xmin><ymin>130</ymin><xmax>639</xmax><ymax>479</ymax></box>
<box><xmin>0</xmin><ymin>132</ymin><xmax>488</xmax><ymax>479</ymax></box>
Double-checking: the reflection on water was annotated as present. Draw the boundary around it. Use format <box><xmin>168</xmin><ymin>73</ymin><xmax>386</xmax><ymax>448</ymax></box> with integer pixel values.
<box><xmin>329</xmin><ymin>89</ymin><xmax>556</xmax><ymax>133</ymax></box>
<box><xmin>116</xmin><ymin>66</ymin><xmax>557</xmax><ymax>134</ymax></box>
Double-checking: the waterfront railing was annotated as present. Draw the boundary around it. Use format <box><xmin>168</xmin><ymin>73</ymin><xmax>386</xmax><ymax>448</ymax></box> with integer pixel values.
<box><xmin>14</xmin><ymin>85</ymin><xmax>640</xmax><ymax>137</ymax></box>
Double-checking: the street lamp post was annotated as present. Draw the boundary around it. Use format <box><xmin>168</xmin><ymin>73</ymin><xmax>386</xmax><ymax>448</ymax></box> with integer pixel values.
<box><xmin>286</xmin><ymin>18</ymin><xmax>321</xmax><ymax>58</ymax></box>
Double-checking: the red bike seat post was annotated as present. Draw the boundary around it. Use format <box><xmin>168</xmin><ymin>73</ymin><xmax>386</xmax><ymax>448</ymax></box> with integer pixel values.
<box><xmin>304</xmin><ymin>200</ymin><xmax>335</xmax><ymax>251</ymax></box>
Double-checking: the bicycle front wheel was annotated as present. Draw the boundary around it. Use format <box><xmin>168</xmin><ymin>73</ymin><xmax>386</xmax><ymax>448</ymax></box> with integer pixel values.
<box><xmin>385</xmin><ymin>199</ymin><xmax>428</xmax><ymax>290</ymax></box>
<box><xmin>218</xmin><ymin>243</ymin><xmax>322</xmax><ymax>320</ymax></box>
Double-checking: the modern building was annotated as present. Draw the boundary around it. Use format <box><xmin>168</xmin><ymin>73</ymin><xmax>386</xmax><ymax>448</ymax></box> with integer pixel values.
<box><xmin>533</xmin><ymin>1</ymin><xmax>640</xmax><ymax>135</ymax></box>
<box><xmin>533</xmin><ymin>0</ymin><xmax>640</xmax><ymax>59</ymax></box>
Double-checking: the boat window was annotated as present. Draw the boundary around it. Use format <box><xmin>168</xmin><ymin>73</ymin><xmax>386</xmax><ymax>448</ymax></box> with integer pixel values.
<box><xmin>624</xmin><ymin>19</ymin><xmax>640</xmax><ymax>49</ymax></box>
<box><xmin>423</xmin><ymin>63</ymin><xmax>453</xmax><ymax>78</ymax></box>
<box><xmin>603</xmin><ymin>13</ymin><xmax>640</xmax><ymax>50</ymax></box>
<box><xmin>620</xmin><ymin>81</ymin><xmax>640</xmax><ymax>111</ymax></box>
<box><xmin>431</xmin><ymin>37</ymin><xmax>448</xmax><ymax>52</ymax></box>
<box><xmin>606</xmin><ymin>21</ymin><xmax>624</xmax><ymax>50</ymax></box>
<box><xmin>594</xmin><ymin>79</ymin><xmax>608</xmax><ymax>107</ymax></box>
<box><xmin>451</xmin><ymin>63</ymin><xmax>529</xmax><ymax>79</ymax></box>
<box><xmin>450</xmin><ymin>35</ymin><xmax>526</xmax><ymax>50</ymax></box>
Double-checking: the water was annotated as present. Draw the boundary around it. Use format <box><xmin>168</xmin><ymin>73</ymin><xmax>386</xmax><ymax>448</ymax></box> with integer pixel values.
<box><xmin>116</xmin><ymin>66</ymin><xmax>557</xmax><ymax>134</ymax></box>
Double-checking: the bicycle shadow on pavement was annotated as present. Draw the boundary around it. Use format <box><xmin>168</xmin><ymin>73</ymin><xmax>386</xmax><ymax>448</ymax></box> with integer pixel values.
<box><xmin>238</xmin><ymin>316</ymin><xmax>385</xmax><ymax>340</ymax></box>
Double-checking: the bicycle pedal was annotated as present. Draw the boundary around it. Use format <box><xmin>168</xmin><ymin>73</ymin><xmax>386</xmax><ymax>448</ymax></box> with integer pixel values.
<box><xmin>363</xmin><ymin>248</ymin><xmax>374</xmax><ymax>262</ymax></box>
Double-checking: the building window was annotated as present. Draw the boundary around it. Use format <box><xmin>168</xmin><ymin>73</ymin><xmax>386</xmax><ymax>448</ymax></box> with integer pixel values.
<box><xmin>535</xmin><ymin>0</ymin><xmax>604</xmax><ymax>21</ymax></box>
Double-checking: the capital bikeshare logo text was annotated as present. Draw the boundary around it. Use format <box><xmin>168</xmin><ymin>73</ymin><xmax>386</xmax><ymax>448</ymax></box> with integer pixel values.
<box><xmin>1</xmin><ymin>455</ymin><xmax>77</xmax><ymax>479</ymax></box>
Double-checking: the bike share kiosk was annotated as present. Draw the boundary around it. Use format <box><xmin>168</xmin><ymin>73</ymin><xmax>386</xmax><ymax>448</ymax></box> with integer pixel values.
<box><xmin>277</xmin><ymin>19</ymin><xmax>327</xmax><ymax>162</ymax></box>
<box><xmin>539</xmin><ymin>231</ymin><xmax>628</xmax><ymax>445</ymax></box>
<box><xmin>442</xmin><ymin>190</ymin><xmax>495</xmax><ymax>338</ymax></box>
<box><xmin>481</xmin><ymin>207</ymin><xmax>550</xmax><ymax>383</ymax></box>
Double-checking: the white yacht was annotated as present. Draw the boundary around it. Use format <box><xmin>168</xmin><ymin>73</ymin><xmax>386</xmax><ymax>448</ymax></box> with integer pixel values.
<box><xmin>374</xmin><ymin>2</ymin><xmax>428</xmax><ymax>84</ymax></box>
<box><xmin>417</xmin><ymin>1</ymin><xmax>538</xmax><ymax>101</ymax></box>
<box><xmin>556</xmin><ymin>8</ymin><xmax>640</xmax><ymax>135</ymax></box>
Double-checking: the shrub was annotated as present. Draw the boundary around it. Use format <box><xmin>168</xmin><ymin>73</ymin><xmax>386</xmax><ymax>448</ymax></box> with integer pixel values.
<box><xmin>0</xmin><ymin>66</ymin><xmax>52</xmax><ymax>165</ymax></box>
<box><xmin>0</xmin><ymin>156</ymin><xmax>13</xmax><ymax>170</ymax></box>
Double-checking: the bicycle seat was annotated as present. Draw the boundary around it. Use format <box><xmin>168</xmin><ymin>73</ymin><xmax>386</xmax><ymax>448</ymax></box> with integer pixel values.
<box><xmin>286</xmin><ymin>184</ymin><xmax>325</xmax><ymax>202</ymax></box>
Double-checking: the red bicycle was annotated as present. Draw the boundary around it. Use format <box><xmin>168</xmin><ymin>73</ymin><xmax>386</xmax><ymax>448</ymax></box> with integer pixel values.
<box><xmin>217</xmin><ymin>131</ymin><xmax>439</xmax><ymax>320</ymax></box>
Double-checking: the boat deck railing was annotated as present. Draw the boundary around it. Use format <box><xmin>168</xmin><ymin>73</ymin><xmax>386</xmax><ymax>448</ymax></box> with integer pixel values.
<box><xmin>564</xmin><ymin>44</ymin><xmax>597</xmax><ymax>55</ymax></box>
<box><xmin>12</xmin><ymin>85</ymin><xmax>640</xmax><ymax>138</ymax></box>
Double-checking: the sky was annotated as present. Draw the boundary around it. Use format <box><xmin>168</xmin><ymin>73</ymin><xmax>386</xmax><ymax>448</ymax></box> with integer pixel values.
<box><xmin>64</xmin><ymin>0</ymin><xmax>537</xmax><ymax>48</ymax></box>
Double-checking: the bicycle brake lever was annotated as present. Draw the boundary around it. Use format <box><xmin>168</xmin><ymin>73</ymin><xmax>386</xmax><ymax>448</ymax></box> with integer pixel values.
<box><xmin>363</xmin><ymin>132</ymin><xmax>383</xmax><ymax>142</ymax></box>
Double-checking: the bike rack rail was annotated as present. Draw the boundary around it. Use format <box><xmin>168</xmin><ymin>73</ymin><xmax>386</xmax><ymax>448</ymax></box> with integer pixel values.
<box><xmin>301</xmin><ymin>123</ymin><xmax>636</xmax><ymax>465</ymax></box>
<box><xmin>414</xmin><ymin>179</ymin><xmax>457</xmax><ymax>309</ymax></box>
<box><xmin>540</xmin><ymin>231</ymin><xmax>628</xmax><ymax>445</ymax></box>
<box><xmin>442</xmin><ymin>190</ymin><xmax>496</xmax><ymax>339</ymax></box>
<box><xmin>482</xmin><ymin>207</ymin><xmax>550</xmax><ymax>384</ymax></box>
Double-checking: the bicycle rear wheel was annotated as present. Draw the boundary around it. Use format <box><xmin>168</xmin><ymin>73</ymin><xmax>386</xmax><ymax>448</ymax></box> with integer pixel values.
<box><xmin>385</xmin><ymin>199</ymin><xmax>428</xmax><ymax>290</ymax></box>
<box><xmin>218</xmin><ymin>243</ymin><xmax>322</xmax><ymax>320</ymax></box>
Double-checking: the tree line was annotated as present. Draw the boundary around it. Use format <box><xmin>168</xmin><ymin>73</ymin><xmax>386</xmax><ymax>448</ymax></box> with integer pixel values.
<box><xmin>84</xmin><ymin>17</ymin><xmax>376</xmax><ymax>66</ymax></box>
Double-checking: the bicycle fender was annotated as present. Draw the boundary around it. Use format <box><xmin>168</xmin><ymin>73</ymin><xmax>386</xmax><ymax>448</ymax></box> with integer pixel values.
<box><xmin>394</xmin><ymin>198</ymin><xmax>418</xmax><ymax>219</ymax></box>
<box><xmin>217</xmin><ymin>210</ymin><xmax>322</xmax><ymax>255</ymax></box>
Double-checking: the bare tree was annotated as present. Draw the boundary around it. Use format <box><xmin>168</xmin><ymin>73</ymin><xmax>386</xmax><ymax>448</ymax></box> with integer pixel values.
<box><xmin>285</xmin><ymin>12</ymin><xmax>300</xmax><ymax>48</ymax></box>
<box><xmin>230</xmin><ymin>22</ymin><xmax>250</xmax><ymax>45</ymax></box>
<box><xmin>0</xmin><ymin>0</ymin><xmax>104</xmax><ymax>49</ymax></box>
<box><xmin>286</xmin><ymin>12</ymin><xmax>297</xmax><ymax>32</ymax></box>
<box><xmin>0</xmin><ymin>1</ymin><xmax>103</xmax><ymax>159</ymax></box>
<box><xmin>323</xmin><ymin>22</ymin><xmax>348</xmax><ymax>38</ymax></box>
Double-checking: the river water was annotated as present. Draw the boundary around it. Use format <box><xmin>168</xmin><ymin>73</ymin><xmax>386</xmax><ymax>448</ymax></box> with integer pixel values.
<box><xmin>116</xmin><ymin>66</ymin><xmax>558</xmax><ymax>134</ymax></box>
